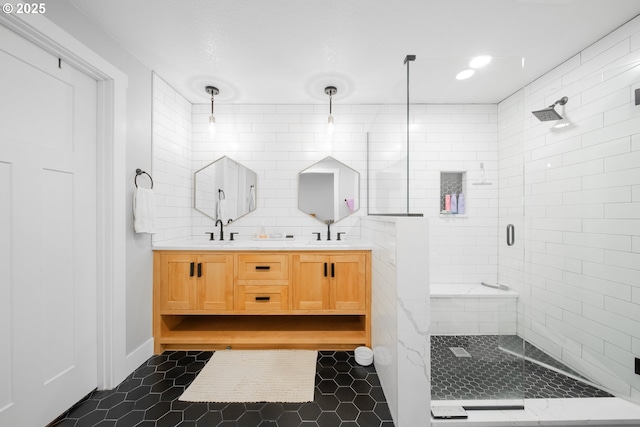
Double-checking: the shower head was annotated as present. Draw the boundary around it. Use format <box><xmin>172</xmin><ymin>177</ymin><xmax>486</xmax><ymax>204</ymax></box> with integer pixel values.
<box><xmin>531</xmin><ymin>96</ymin><xmax>568</xmax><ymax>121</ymax></box>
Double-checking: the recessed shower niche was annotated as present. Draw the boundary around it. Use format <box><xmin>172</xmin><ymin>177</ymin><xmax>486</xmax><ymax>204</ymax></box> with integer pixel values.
<box><xmin>440</xmin><ymin>171</ymin><xmax>466</xmax><ymax>215</ymax></box>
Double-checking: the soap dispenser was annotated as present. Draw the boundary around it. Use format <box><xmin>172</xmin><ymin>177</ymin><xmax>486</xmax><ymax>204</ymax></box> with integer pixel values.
<box><xmin>258</xmin><ymin>225</ymin><xmax>267</xmax><ymax>239</ymax></box>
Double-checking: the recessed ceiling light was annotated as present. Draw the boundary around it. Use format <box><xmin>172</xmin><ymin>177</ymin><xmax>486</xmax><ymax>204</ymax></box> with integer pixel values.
<box><xmin>469</xmin><ymin>55</ymin><xmax>492</xmax><ymax>68</ymax></box>
<box><xmin>456</xmin><ymin>69</ymin><xmax>475</xmax><ymax>80</ymax></box>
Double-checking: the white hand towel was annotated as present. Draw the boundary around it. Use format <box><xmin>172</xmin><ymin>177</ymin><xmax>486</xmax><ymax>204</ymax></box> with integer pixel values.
<box><xmin>248</xmin><ymin>186</ymin><xmax>256</xmax><ymax>211</ymax></box>
<box><xmin>133</xmin><ymin>187</ymin><xmax>157</xmax><ymax>234</ymax></box>
<box><xmin>216</xmin><ymin>199</ymin><xmax>229</xmax><ymax>223</ymax></box>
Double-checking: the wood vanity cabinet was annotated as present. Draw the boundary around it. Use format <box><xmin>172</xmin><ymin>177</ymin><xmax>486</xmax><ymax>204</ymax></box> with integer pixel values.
<box><xmin>292</xmin><ymin>253</ymin><xmax>367</xmax><ymax>312</ymax></box>
<box><xmin>153</xmin><ymin>249</ymin><xmax>370</xmax><ymax>354</ymax></box>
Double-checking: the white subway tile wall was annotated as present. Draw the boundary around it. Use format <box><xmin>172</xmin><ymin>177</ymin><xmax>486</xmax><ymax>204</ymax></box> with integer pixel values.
<box><xmin>152</xmin><ymin>80</ymin><xmax>498</xmax><ymax>288</ymax></box>
<box><xmin>498</xmin><ymin>16</ymin><xmax>640</xmax><ymax>401</ymax></box>
<box><xmin>152</xmin><ymin>74</ymin><xmax>193</xmax><ymax>242</ymax></box>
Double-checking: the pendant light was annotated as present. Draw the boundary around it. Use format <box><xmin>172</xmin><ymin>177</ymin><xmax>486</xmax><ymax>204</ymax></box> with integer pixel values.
<box><xmin>325</xmin><ymin>86</ymin><xmax>337</xmax><ymax>133</ymax></box>
<box><xmin>205</xmin><ymin>85</ymin><xmax>219</xmax><ymax>135</ymax></box>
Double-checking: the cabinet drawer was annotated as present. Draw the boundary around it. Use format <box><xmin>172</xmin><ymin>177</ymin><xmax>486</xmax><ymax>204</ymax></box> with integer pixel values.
<box><xmin>236</xmin><ymin>285</ymin><xmax>289</xmax><ymax>311</ymax></box>
<box><xmin>237</xmin><ymin>254</ymin><xmax>289</xmax><ymax>282</ymax></box>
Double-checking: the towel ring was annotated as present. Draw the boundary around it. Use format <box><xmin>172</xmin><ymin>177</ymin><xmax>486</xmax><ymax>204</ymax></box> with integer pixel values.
<box><xmin>135</xmin><ymin>168</ymin><xmax>154</xmax><ymax>189</ymax></box>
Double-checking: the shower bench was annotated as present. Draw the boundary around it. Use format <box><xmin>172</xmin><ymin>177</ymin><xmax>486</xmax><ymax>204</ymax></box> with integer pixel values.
<box><xmin>430</xmin><ymin>283</ymin><xmax>518</xmax><ymax>335</ymax></box>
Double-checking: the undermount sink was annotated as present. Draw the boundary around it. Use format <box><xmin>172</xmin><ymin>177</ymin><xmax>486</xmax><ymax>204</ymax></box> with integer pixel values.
<box><xmin>306</xmin><ymin>240</ymin><xmax>349</xmax><ymax>246</ymax></box>
<box><xmin>202</xmin><ymin>240</ymin><xmax>234</xmax><ymax>246</ymax></box>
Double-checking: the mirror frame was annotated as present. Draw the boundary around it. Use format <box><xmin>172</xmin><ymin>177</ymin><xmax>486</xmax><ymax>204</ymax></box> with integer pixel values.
<box><xmin>194</xmin><ymin>156</ymin><xmax>257</xmax><ymax>222</ymax></box>
<box><xmin>297</xmin><ymin>156</ymin><xmax>360</xmax><ymax>224</ymax></box>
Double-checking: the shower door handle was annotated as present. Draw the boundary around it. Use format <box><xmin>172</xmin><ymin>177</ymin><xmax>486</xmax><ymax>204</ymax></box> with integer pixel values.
<box><xmin>506</xmin><ymin>224</ymin><xmax>515</xmax><ymax>246</ymax></box>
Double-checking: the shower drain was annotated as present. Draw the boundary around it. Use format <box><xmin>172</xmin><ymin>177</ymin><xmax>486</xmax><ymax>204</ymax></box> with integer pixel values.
<box><xmin>449</xmin><ymin>347</ymin><xmax>472</xmax><ymax>358</ymax></box>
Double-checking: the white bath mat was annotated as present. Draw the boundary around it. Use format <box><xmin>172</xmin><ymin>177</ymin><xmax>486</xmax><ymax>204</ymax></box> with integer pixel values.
<box><xmin>179</xmin><ymin>349</ymin><xmax>318</xmax><ymax>403</ymax></box>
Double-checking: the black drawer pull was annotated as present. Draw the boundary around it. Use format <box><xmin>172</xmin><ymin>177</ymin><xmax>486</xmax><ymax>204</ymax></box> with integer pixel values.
<box><xmin>255</xmin><ymin>266</ymin><xmax>271</xmax><ymax>270</ymax></box>
<box><xmin>189</xmin><ymin>262</ymin><xmax>194</xmax><ymax>277</ymax></box>
<box><xmin>324</xmin><ymin>262</ymin><xmax>327</xmax><ymax>277</ymax></box>
<box><xmin>331</xmin><ymin>262</ymin><xmax>335</xmax><ymax>278</ymax></box>
<box><xmin>255</xmin><ymin>296</ymin><xmax>271</xmax><ymax>301</ymax></box>
<box><xmin>197</xmin><ymin>262</ymin><xmax>202</xmax><ymax>277</ymax></box>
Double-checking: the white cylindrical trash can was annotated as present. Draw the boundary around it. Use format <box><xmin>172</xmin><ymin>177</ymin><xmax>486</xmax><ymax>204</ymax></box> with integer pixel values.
<box><xmin>354</xmin><ymin>346</ymin><xmax>373</xmax><ymax>366</ymax></box>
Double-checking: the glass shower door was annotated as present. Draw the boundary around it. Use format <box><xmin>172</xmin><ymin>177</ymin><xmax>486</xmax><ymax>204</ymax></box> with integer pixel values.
<box><xmin>412</xmin><ymin>56</ymin><xmax>526</xmax><ymax>410</ymax></box>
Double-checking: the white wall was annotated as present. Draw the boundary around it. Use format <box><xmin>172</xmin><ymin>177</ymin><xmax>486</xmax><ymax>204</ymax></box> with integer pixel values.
<box><xmin>498</xmin><ymin>15</ymin><xmax>640</xmax><ymax>402</ymax></box>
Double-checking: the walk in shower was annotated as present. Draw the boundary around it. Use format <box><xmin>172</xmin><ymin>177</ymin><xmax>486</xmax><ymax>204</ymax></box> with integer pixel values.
<box><xmin>367</xmin><ymin>43</ymin><xmax>640</xmax><ymax>417</ymax></box>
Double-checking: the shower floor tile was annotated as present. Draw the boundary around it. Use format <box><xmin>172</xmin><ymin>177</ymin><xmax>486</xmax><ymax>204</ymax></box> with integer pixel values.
<box><xmin>49</xmin><ymin>351</ymin><xmax>394</xmax><ymax>427</ymax></box>
<box><xmin>431</xmin><ymin>335</ymin><xmax>612</xmax><ymax>401</ymax></box>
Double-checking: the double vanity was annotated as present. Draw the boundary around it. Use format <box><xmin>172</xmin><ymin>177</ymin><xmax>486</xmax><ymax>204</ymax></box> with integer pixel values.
<box><xmin>153</xmin><ymin>154</ymin><xmax>368</xmax><ymax>354</ymax></box>
<box><xmin>152</xmin><ymin>241</ymin><xmax>371</xmax><ymax>354</ymax></box>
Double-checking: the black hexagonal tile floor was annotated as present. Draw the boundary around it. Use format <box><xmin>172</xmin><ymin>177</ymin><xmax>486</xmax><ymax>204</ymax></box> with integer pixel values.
<box><xmin>431</xmin><ymin>335</ymin><xmax>613</xmax><ymax>401</ymax></box>
<box><xmin>48</xmin><ymin>351</ymin><xmax>395</xmax><ymax>427</ymax></box>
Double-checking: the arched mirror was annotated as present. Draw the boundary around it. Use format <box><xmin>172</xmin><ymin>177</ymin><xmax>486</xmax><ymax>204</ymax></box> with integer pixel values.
<box><xmin>194</xmin><ymin>156</ymin><xmax>257</xmax><ymax>222</ymax></box>
<box><xmin>298</xmin><ymin>156</ymin><xmax>359</xmax><ymax>223</ymax></box>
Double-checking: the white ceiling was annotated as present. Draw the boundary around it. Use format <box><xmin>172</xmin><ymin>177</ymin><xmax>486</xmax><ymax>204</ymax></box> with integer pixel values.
<box><xmin>68</xmin><ymin>0</ymin><xmax>640</xmax><ymax>105</ymax></box>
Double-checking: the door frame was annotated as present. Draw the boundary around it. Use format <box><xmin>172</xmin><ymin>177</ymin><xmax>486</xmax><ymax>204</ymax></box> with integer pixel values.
<box><xmin>0</xmin><ymin>12</ymin><xmax>127</xmax><ymax>389</ymax></box>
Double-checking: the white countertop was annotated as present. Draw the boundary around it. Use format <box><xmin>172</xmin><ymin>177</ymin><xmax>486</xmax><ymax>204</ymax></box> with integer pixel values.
<box><xmin>152</xmin><ymin>238</ymin><xmax>372</xmax><ymax>251</ymax></box>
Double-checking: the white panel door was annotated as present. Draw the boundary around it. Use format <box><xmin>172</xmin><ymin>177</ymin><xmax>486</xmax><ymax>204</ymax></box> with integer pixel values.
<box><xmin>0</xmin><ymin>24</ymin><xmax>98</xmax><ymax>426</ymax></box>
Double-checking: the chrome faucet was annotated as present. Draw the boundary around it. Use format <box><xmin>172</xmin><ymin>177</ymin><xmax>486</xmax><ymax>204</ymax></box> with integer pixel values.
<box><xmin>325</xmin><ymin>219</ymin><xmax>334</xmax><ymax>241</ymax></box>
<box><xmin>215</xmin><ymin>219</ymin><xmax>224</xmax><ymax>240</ymax></box>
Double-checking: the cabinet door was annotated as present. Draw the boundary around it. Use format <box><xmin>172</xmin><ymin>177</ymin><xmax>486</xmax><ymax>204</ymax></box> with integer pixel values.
<box><xmin>159</xmin><ymin>253</ymin><xmax>197</xmax><ymax>311</ymax></box>
<box><xmin>198</xmin><ymin>254</ymin><xmax>234</xmax><ymax>311</ymax></box>
<box><xmin>292</xmin><ymin>254</ymin><xmax>329</xmax><ymax>310</ymax></box>
<box><xmin>330</xmin><ymin>253</ymin><xmax>367</xmax><ymax>311</ymax></box>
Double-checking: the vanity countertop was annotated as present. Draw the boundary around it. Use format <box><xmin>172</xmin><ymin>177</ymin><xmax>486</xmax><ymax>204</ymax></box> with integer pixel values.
<box><xmin>152</xmin><ymin>239</ymin><xmax>372</xmax><ymax>251</ymax></box>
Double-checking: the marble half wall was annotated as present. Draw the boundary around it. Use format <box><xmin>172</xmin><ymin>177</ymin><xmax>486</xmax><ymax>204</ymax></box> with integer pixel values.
<box><xmin>361</xmin><ymin>216</ymin><xmax>430</xmax><ymax>427</ymax></box>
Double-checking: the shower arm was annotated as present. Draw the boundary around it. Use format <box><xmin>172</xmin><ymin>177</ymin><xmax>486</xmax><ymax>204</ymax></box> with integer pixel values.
<box><xmin>550</xmin><ymin>96</ymin><xmax>569</xmax><ymax>108</ymax></box>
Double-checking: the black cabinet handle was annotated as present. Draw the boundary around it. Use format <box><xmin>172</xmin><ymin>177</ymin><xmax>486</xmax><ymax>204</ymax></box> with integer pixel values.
<box><xmin>197</xmin><ymin>262</ymin><xmax>202</xmax><ymax>277</ymax></box>
<box><xmin>331</xmin><ymin>263</ymin><xmax>335</xmax><ymax>278</ymax></box>
<box><xmin>506</xmin><ymin>224</ymin><xmax>515</xmax><ymax>247</ymax></box>
<box><xmin>255</xmin><ymin>266</ymin><xmax>271</xmax><ymax>270</ymax></box>
<box><xmin>255</xmin><ymin>296</ymin><xmax>271</xmax><ymax>301</ymax></box>
<box><xmin>190</xmin><ymin>262</ymin><xmax>194</xmax><ymax>277</ymax></box>
<box><xmin>324</xmin><ymin>262</ymin><xmax>327</xmax><ymax>277</ymax></box>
